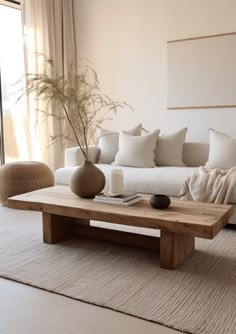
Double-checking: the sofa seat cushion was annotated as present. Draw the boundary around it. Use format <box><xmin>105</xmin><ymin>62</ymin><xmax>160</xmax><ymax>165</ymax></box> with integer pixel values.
<box><xmin>55</xmin><ymin>165</ymin><xmax>194</xmax><ymax>197</ymax></box>
<box><xmin>110</xmin><ymin>166</ymin><xmax>198</xmax><ymax>196</ymax></box>
<box><xmin>55</xmin><ymin>164</ymin><xmax>236</xmax><ymax>203</ymax></box>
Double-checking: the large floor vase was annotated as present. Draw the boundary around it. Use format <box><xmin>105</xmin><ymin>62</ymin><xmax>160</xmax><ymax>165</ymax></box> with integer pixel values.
<box><xmin>69</xmin><ymin>160</ymin><xmax>105</xmax><ymax>198</ymax></box>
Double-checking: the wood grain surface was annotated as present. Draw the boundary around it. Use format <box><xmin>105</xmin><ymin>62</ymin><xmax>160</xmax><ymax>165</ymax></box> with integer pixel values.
<box><xmin>8</xmin><ymin>185</ymin><xmax>233</xmax><ymax>239</ymax></box>
<box><xmin>160</xmin><ymin>230</ymin><xmax>195</xmax><ymax>269</ymax></box>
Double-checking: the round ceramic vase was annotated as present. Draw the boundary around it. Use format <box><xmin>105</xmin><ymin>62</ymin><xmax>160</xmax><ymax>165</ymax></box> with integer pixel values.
<box><xmin>150</xmin><ymin>194</ymin><xmax>171</xmax><ymax>209</ymax></box>
<box><xmin>70</xmin><ymin>160</ymin><xmax>105</xmax><ymax>198</ymax></box>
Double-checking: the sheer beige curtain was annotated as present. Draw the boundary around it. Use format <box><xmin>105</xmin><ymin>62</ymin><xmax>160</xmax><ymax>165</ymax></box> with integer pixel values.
<box><xmin>21</xmin><ymin>0</ymin><xmax>77</xmax><ymax>170</ymax></box>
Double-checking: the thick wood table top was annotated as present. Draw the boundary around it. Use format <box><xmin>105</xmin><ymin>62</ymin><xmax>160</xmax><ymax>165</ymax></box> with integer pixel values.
<box><xmin>8</xmin><ymin>185</ymin><xmax>233</xmax><ymax>239</ymax></box>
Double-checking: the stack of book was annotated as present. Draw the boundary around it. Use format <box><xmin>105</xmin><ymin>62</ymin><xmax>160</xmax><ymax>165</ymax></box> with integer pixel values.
<box><xmin>93</xmin><ymin>192</ymin><xmax>143</xmax><ymax>206</ymax></box>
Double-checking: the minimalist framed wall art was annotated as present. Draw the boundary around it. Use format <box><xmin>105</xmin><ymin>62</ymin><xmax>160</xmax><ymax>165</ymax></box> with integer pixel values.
<box><xmin>167</xmin><ymin>32</ymin><xmax>236</xmax><ymax>110</ymax></box>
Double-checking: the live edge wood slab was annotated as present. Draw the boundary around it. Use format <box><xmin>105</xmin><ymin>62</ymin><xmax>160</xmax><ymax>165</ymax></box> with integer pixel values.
<box><xmin>8</xmin><ymin>186</ymin><xmax>233</xmax><ymax>270</ymax></box>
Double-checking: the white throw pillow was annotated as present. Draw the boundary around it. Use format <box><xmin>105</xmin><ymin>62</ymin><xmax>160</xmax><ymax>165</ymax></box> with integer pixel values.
<box><xmin>155</xmin><ymin>128</ymin><xmax>188</xmax><ymax>166</ymax></box>
<box><xmin>113</xmin><ymin>130</ymin><xmax>160</xmax><ymax>168</ymax></box>
<box><xmin>205</xmin><ymin>129</ymin><xmax>236</xmax><ymax>169</ymax></box>
<box><xmin>97</xmin><ymin>123</ymin><xmax>142</xmax><ymax>164</ymax></box>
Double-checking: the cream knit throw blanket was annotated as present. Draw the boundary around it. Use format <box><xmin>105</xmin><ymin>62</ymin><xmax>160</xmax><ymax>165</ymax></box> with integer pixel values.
<box><xmin>180</xmin><ymin>166</ymin><xmax>236</xmax><ymax>204</ymax></box>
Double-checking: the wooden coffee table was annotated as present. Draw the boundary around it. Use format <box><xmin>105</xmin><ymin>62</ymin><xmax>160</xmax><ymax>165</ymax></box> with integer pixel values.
<box><xmin>8</xmin><ymin>186</ymin><xmax>233</xmax><ymax>270</ymax></box>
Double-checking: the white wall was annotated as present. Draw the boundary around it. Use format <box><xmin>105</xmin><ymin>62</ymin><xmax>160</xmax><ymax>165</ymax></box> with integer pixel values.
<box><xmin>74</xmin><ymin>0</ymin><xmax>236</xmax><ymax>141</ymax></box>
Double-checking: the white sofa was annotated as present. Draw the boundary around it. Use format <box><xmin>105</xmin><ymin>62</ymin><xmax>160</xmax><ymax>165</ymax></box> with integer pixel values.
<box><xmin>55</xmin><ymin>142</ymin><xmax>236</xmax><ymax>225</ymax></box>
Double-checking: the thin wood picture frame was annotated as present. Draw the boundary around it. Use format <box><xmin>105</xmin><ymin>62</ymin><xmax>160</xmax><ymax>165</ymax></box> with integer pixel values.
<box><xmin>167</xmin><ymin>32</ymin><xmax>236</xmax><ymax>110</ymax></box>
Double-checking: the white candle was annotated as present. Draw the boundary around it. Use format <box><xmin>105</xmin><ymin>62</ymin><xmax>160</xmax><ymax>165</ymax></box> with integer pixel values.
<box><xmin>109</xmin><ymin>169</ymin><xmax>123</xmax><ymax>195</ymax></box>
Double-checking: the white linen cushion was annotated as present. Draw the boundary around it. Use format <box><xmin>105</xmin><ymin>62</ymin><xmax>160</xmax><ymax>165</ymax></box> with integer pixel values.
<box><xmin>113</xmin><ymin>130</ymin><xmax>159</xmax><ymax>168</ymax></box>
<box><xmin>155</xmin><ymin>128</ymin><xmax>188</xmax><ymax>166</ymax></box>
<box><xmin>55</xmin><ymin>164</ymin><xmax>236</xmax><ymax>203</ymax></box>
<box><xmin>205</xmin><ymin>129</ymin><xmax>236</xmax><ymax>169</ymax></box>
<box><xmin>97</xmin><ymin>123</ymin><xmax>142</xmax><ymax>164</ymax></box>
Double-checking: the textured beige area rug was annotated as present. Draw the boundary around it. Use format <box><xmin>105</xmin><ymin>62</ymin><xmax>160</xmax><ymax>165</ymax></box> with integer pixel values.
<box><xmin>1</xmin><ymin>206</ymin><xmax>236</xmax><ymax>334</ymax></box>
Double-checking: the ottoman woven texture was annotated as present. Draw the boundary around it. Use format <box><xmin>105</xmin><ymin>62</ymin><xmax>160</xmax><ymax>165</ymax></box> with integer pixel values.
<box><xmin>0</xmin><ymin>161</ymin><xmax>54</xmax><ymax>205</ymax></box>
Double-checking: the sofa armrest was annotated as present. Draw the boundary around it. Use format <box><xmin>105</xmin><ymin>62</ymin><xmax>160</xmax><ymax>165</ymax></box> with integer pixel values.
<box><xmin>65</xmin><ymin>145</ymin><xmax>100</xmax><ymax>167</ymax></box>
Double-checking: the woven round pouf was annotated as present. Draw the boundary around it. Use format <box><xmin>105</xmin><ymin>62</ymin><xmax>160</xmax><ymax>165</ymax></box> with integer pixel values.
<box><xmin>0</xmin><ymin>161</ymin><xmax>54</xmax><ymax>205</ymax></box>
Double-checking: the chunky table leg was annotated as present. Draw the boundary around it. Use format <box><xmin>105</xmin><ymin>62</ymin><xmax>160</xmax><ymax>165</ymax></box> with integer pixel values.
<box><xmin>42</xmin><ymin>213</ymin><xmax>90</xmax><ymax>244</ymax></box>
<box><xmin>160</xmin><ymin>230</ymin><xmax>195</xmax><ymax>269</ymax></box>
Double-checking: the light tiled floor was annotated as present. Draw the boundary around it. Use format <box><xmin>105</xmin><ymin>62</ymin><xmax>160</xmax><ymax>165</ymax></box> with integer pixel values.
<box><xmin>0</xmin><ymin>278</ymin><xmax>180</xmax><ymax>334</ymax></box>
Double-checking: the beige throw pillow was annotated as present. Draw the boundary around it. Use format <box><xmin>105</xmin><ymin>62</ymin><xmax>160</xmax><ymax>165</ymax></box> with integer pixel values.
<box><xmin>205</xmin><ymin>129</ymin><xmax>236</xmax><ymax>169</ymax></box>
<box><xmin>155</xmin><ymin>128</ymin><xmax>188</xmax><ymax>166</ymax></box>
<box><xmin>113</xmin><ymin>130</ymin><xmax>160</xmax><ymax>168</ymax></box>
<box><xmin>97</xmin><ymin>123</ymin><xmax>142</xmax><ymax>164</ymax></box>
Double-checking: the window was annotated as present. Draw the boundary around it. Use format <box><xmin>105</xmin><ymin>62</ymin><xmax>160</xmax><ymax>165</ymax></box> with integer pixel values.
<box><xmin>0</xmin><ymin>0</ymin><xmax>27</xmax><ymax>164</ymax></box>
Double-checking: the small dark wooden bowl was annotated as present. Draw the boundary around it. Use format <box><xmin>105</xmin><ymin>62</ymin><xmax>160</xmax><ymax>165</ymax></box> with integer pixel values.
<box><xmin>150</xmin><ymin>194</ymin><xmax>171</xmax><ymax>209</ymax></box>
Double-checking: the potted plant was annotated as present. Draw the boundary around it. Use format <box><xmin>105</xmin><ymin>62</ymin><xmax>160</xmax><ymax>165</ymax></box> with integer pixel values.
<box><xmin>21</xmin><ymin>55</ymin><xmax>132</xmax><ymax>197</ymax></box>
